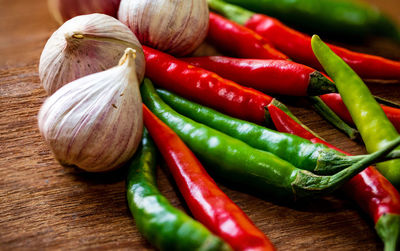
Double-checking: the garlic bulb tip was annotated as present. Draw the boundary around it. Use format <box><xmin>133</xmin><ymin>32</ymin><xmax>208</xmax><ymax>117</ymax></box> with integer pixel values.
<box><xmin>119</xmin><ymin>48</ymin><xmax>137</xmax><ymax>66</ymax></box>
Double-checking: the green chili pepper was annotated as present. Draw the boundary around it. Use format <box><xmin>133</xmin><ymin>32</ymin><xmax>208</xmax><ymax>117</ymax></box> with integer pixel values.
<box><xmin>141</xmin><ymin>79</ymin><xmax>400</xmax><ymax>200</ymax></box>
<box><xmin>157</xmin><ymin>88</ymin><xmax>400</xmax><ymax>174</ymax></box>
<box><xmin>311</xmin><ymin>35</ymin><xmax>400</xmax><ymax>188</ymax></box>
<box><xmin>222</xmin><ymin>0</ymin><xmax>400</xmax><ymax>41</ymax></box>
<box><xmin>126</xmin><ymin>129</ymin><xmax>231</xmax><ymax>251</ymax></box>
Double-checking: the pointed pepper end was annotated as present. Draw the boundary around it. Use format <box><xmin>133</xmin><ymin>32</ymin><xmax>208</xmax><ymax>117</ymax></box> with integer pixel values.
<box><xmin>375</xmin><ymin>213</ymin><xmax>400</xmax><ymax>251</ymax></box>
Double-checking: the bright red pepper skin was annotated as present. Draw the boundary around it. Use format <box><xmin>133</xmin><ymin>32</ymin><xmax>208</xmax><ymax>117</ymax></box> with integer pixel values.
<box><xmin>208</xmin><ymin>12</ymin><xmax>288</xmax><ymax>60</ymax></box>
<box><xmin>268</xmin><ymin>103</ymin><xmax>400</xmax><ymax>250</ymax></box>
<box><xmin>268</xmin><ymin>104</ymin><xmax>316</xmax><ymax>140</ymax></box>
<box><xmin>143</xmin><ymin>46</ymin><xmax>272</xmax><ymax>124</ymax></box>
<box><xmin>320</xmin><ymin>93</ymin><xmax>400</xmax><ymax>133</ymax></box>
<box><xmin>182</xmin><ymin>56</ymin><xmax>336</xmax><ymax>96</ymax></box>
<box><xmin>382</xmin><ymin>106</ymin><xmax>400</xmax><ymax>133</ymax></box>
<box><xmin>345</xmin><ymin>167</ymin><xmax>400</xmax><ymax>223</ymax></box>
<box><xmin>143</xmin><ymin>105</ymin><xmax>275</xmax><ymax>251</ymax></box>
<box><xmin>245</xmin><ymin>14</ymin><xmax>400</xmax><ymax>80</ymax></box>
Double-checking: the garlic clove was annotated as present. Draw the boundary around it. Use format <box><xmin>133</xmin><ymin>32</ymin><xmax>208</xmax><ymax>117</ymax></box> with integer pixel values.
<box><xmin>39</xmin><ymin>13</ymin><xmax>145</xmax><ymax>95</ymax></box>
<box><xmin>48</xmin><ymin>0</ymin><xmax>121</xmax><ymax>24</ymax></box>
<box><xmin>38</xmin><ymin>48</ymin><xmax>143</xmax><ymax>172</ymax></box>
<box><xmin>118</xmin><ymin>0</ymin><xmax>209</xmax><ymax>56</ymax></box>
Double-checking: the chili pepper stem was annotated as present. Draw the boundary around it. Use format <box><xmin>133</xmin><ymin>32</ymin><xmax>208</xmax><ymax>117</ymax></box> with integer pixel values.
<box><xmin>316</xmin><ymin>150</ymin><xmax>400</xmax><ymax>174</ymax></box>
<box><xmin>269</xmin><ymin>99</ymin><xmax>322</xmax><ymax>139</ymax></box>
<box><xmin>387</xmin><ymin>150</ymin><xmax>400</xmax><ymax>160</ymax></box>
<box><xmin>307</xmin><ymin>72</ymin><xmax>338</xmax><ymax>96</ymax></box>
<box><xmin>207</xmin><ymin>0</ymin><xmax>251</xmax><ymax>25</ymax></box>
<box><xmin>315</xmin><ymin>153</ymin><xmax>364</xmax><ymax>174</ymax></box>
<box><xmin>374</xmin><ymin>96</ymin><xmax>400</xmax><ymax>109</ymax></box>
<box><xmin>293</xmin><ymin>136</ymin><xmax>400</xmax><ymax>199</ymax></box>
<box><xmin>308</xmin><ymin>96</ymin><xmax>359</xmax><ymax>140</ymax></box>
<box><xmin>375</xmin><ymin>214</ymin><xmax>400</xmax><ymax>251</ymax></box>
<box><xmin>264</xmin><ymin>108</ymin><xmax>275</xmax><ymax>128</ymax></box>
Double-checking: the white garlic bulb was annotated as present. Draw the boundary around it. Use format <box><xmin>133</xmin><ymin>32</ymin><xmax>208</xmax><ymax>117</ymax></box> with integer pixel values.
<box><xmin>48</xmin><ymin>0</ymin><xmax>121</xmax><ymax>24</ymax></box>
<box><xmin>118</xmin><ymin>0</ymin><xmax>209</xmax><ymax>56</ymax></box>
<box><xmin>39</xmin><ymin>13</ymin><xmax>145</xmax><ymax>95</ymax></box>
<box><xmin>38</xmin><ymin>48</ymin><xmax>143</xmax><ymax>172</ymax></box>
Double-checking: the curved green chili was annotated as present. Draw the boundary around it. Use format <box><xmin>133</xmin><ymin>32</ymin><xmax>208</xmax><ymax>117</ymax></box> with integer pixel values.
<box><xmin>157</xmin><ymin>88</ymin><xmax>400</xmax><ymax>174</ymax></box>
<box><xmin>141</xmin><ymin>78</ymin><xmax>400</xmax><ymax>201</ymax></box>
<box><xmin>311</xmin><ymin>35</ymin><xmax>400</xmax><ymax>188</ymax></box>
<box><xmin>126</xmin><ymin>130</ymin><xmax>231</xmax><ymax>251</ymax></box>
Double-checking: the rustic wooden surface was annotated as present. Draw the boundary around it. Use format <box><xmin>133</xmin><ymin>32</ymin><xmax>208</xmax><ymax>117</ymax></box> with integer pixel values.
<box><xmin>1</xmin><ymin>0</ymin><xmax>400</xmax><ymax>250</ymax></box>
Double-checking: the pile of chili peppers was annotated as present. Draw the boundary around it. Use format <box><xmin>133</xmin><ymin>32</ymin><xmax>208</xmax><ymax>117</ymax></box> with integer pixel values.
<box><xmin>124</xmin><ymin>1</ymin><xmax>400</xmax><ymax>250</ymax></box>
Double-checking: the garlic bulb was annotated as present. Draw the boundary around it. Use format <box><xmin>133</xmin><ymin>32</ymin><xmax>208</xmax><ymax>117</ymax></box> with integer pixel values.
<box><xmin>39</xmin><ymin>13</ymin><xmax>145</xmax><ymax>95</ymax></box>
<box><xmin>38</xmin><ymin>48</ymin><xmax>143</xmax><ymax>172</ymax></box>
<box><xmin>48</xmin><ymin>0</ymin><xmax>121</xmax><ymax>24</ymax></box>
<box><xmin>118</xmin><ymin>0</ymin><xmax>209</xmax><ymax>56</ymax></box>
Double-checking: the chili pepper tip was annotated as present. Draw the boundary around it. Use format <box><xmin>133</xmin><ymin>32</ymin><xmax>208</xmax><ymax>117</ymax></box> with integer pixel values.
<box><xmin>375</xmin><ymin>213</ymin><xmax>400</xmax><ymax>251</ymax></box>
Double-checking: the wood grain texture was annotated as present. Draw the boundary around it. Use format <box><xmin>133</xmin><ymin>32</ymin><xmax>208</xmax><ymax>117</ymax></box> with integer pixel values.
<box><xmin>0</xmin><ymin>0</ymin><xmax>399</xmax><ymax>250</ymax></box>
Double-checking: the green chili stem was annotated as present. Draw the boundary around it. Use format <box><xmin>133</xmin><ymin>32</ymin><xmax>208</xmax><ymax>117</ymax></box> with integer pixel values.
<box><xmin>307</xmin><ymin>71</ymin><xmax>338</xmax><ymax>96</ymax></box>
<box><xmin>308</xmin><ymin>96</ymin><xmax>359</xmax><ymax>140</ymax></box>
<box><xmin>207</xmin><ymin>0</ymin><xmax>253</xmax><ymax>25</ymax></box>
<box><xmin>374</xmin><ymin>96</ymin><xmax>400</xmax><ymax>109</ymax></box>
<box><xmin>293</xmin><ymin>136</ymin><xmax>400</xmax><ymax>199</ymax></box>
<box><xmin>270</xmin><ymin>99</ymin><xmax>322</xmax><ymax>140</ymax></box>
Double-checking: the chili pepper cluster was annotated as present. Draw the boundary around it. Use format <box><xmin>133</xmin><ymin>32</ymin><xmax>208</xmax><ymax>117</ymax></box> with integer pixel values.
<box><xmin>41</xmin><ymin>0</ymin><xmax>400</xmax><ymax>250</ymax></box>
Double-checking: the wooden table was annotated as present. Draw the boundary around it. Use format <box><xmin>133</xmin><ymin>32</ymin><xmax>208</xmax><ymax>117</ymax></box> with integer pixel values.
<box><xmin>1</xmin><ymin>0</ymin><xmax>399</xmax><ymax>250</ymax></box>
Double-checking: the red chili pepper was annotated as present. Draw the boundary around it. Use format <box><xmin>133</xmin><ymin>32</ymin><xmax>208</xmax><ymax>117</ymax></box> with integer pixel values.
<box><xmin>268</xmin><ymin>102</ymin><xmax>400</xmax><ymax>247</ymax></box>
<box><xmin>208</xmin><ymin>12</ymin><xmax>288</xmax><ymax>60</ymax></box>
<box><xmin>143</xmin><ymin>104</ymin><xmax>275</xmax><ymax>251</ymax></box>
<box><xmin>245</xmin><ymin>14</ymin><xmax>400</xmax><ymax>80</ymax></box>
<box><xmin>143</xmin><ymin>45</ymin><xmax>273</xmax><ymax>124</ymax></box>
<box><xmin>268</xmin><ymin>104</ymin><xmax>316</xmax><ymax>140</ymax></box>
<box><xmin>181</xmin><ymin>56</ymin><xmax>336</xmax><ymax>96</ymax></box>
<box><xmin>320</xmin><ymin>93</ymin><xmax>400</xmax><ymax>133</ymax></box>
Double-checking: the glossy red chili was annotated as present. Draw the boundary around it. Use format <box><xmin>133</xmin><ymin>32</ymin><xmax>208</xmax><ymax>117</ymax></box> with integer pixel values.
<box><xmin>268</xmin><ymin>103</ymin><xmax>316</xmax><ymax>140</ymax></box>
<box><xmin>208</xmin><ymin>12</ymin><xmax>288</xmax><ymax>60</ymax></box>
<box><xmin>143</xmin><ymin>46</ymin><xmax>273</xmax><ymax>124</ymax></box>
<box><xmin>245</xmin><ymin>14</ymin><xmax>400</xmax><ymax>80</ymax></box>
<box><xmin>209</xmin><ymin>0</ymin><xmax>400</xmax><ymax>80</ymax></box>
<box><xmin>320</xmin><ymin>93</ymin><xmax>400</xmax><ymax>133</ymax></box>
<box><xmin>143</xmin><ymin>105</ymin><xmax>275</xmax><ymax>251</ymax></box>
<box><xmin>268</xmin><ymin>103</ymin><xmax>400</xmax><ymax>247</ymax></box>
<box><xmin>182</xmin><ymin>56</ymin><xmax>336</xmax><ymax>96</ymax></box>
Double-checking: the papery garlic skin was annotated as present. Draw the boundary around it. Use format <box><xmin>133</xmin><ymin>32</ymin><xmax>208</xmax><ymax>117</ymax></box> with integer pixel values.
<box><xmin>48</xmin><ymin>0</ymin><xmax>121</xmax><ymax>24</ymax></box>
<box><xmin>39</xmin><ymin>14</ymin><xmax>145</xmax><ymax>95</ymax></box>
<box><xmin>38</xmin><ymin>48</ymin><xmax>143</xmax><ymax>172</ymax></box>
<box><xmin>118</xmin><ymin>0</ymin><xmax>209</xmax><ymax>56</ymax></box>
